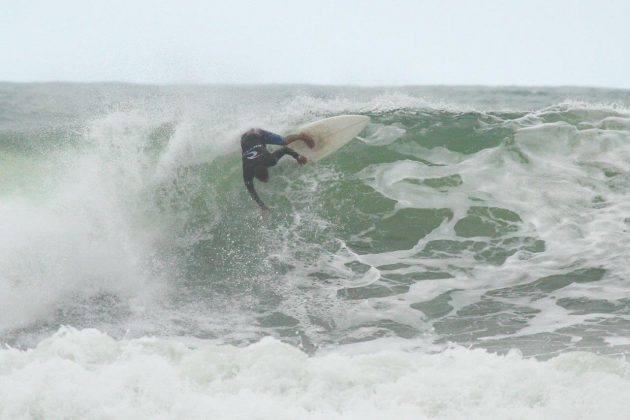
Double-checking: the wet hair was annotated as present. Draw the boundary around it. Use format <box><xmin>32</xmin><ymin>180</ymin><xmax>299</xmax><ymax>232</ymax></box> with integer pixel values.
<box><xmin>254</xmin><ymin>165</ymin><xmax>269</xmax><ymax>182</ymax></box>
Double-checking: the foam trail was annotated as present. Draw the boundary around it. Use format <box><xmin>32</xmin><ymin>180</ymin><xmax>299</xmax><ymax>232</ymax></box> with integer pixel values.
<box><xmin>1</xmin><ymin>328</ymin><xmax>630</xmax><ymax>420</ymax></box>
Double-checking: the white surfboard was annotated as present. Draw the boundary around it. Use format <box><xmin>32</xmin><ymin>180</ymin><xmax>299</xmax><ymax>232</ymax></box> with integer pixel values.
<box><xmin>288</xmin><ymin>115</ymin><xmax>370</xmax><ymax>161</ymax></box>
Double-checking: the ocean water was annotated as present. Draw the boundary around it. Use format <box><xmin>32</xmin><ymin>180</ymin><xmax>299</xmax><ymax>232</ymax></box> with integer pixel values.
<box><xmin>2</xmin><ymin>83</ymin><xmax>630</xmax><ymax>418</ymax></box>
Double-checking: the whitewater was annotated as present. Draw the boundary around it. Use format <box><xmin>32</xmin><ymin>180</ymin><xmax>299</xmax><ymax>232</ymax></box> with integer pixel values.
<box><xmin>2</xmin><ymin>83</ymin><xmax>630</xmax><ymax>419</ymax></box>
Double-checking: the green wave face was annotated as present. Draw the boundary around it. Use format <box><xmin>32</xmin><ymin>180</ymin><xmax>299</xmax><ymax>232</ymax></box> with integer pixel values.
<box><xmin>2</xmin><ymin>83</ymin><xmax>630</xmax><ymax>357</ymax></box>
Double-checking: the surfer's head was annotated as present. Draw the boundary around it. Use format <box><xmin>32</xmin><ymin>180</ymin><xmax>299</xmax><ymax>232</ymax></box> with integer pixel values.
<box><xmin>254</xmin><ymin>165</ymin><xmax>269</xmax><ymax>182</ymax></box>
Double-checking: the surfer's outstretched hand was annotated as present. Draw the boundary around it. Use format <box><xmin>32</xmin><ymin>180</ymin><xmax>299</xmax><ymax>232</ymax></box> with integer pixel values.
<box><xmin>300</xmin><ymin>132</ymin><xmax>315</xmax><ymax>148</ymax></box>
<box><xmin>297</xmin><ymin>155</ymin><xmax>308</xmax><ymax>165</ymax></box>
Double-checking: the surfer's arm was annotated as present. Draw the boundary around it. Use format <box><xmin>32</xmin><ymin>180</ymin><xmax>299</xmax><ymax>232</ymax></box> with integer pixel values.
<box><xmin>286</xmin><ymin>148</ymin><xmax>307</xmax><ymax>164</ymax></box>
<box><xmin>258</xmin><ymin>129</ymin><xmax>314</xmax><ymax>149</ymax></box>
<box><xmin>259</xmin><ymin>130</ymin><xmax>285</xmax><ymax>146</ymax></box>
<box><xmin>281</xmin><ymin>147</ymin><xmax>300</xmax><ymax>159</ymax></box>
<box><xmin>271</xmin><ymin>147</ymin><xmax>307</xmax><ymax>164</ymax></box>
<box><xmin>245</xmin><ymin>180</ymin><xmax>268</xmax><ymax>210</ymax></box>
<box><xmin>283</xmin><ymin>132</ymin><xmax>315</xmax><ymax>148</ymax></box>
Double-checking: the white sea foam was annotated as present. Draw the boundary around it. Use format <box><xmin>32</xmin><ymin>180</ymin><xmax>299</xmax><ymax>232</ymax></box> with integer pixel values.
<box><xmin>1</xmin><ymin>327</ymin><xmax>629</xmax><ymax>420</ymax></box>
<box><xmin>344</xmin><ymin>107</ymin><xmax>630</xmax><ymax>341</ymax></box>
<box><xmin>0</xmin><ymin>111</ymin><xmax>168</xmax><ymax>333</ymax></box>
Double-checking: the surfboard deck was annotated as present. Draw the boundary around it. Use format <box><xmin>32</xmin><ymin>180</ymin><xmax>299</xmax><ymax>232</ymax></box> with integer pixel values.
<box><xmin>288</xmin><ymin>115</ymin><xmax>370</xmax><ymax>161</ymax></box>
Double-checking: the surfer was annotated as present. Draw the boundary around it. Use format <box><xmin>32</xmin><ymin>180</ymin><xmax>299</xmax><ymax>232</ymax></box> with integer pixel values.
<box><xmin>241</xmin><ymin>128</ymin><xmax>314</xmax><ymax>210</ymax></box>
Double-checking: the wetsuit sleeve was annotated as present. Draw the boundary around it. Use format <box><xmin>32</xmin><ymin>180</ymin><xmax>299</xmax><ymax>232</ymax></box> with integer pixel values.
<box><xmin>283</xmin><ymin>147</ymin><xmax>300</xmax><ymax>159</ymax></box>
<box><xmin>260</xmin><ymin>130</ymin><xmax>285</xmax><ymax>146</ymax></box>
<box><xmin>271</xmin><ymin>147</ymin><xmax>300</xmax><ymax>161</ymax></box>
<box><xmin>245</xmin><ymin>179</ymin><xmax>268</xmax><ymax>209</ymax></box>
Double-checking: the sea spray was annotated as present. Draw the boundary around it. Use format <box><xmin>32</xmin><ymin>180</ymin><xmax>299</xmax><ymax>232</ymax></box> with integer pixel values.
<box><xmin>2</xmin><ymin>83</ymin><xmax>630</xmax><ymax>417</ymax></box>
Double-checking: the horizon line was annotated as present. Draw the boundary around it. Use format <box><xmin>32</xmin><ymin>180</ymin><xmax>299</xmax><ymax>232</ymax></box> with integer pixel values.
<box><xmin>1</xmin><ymin>80</ymin><xmax>629</xmax><ymax>92</ymax></box>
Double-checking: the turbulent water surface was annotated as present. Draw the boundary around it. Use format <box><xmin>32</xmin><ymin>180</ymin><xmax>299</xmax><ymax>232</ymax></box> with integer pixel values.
<box><xmin>2</xmin><ymin>83</ymin><xmax>630</xmax><ymax>418</ymax></box>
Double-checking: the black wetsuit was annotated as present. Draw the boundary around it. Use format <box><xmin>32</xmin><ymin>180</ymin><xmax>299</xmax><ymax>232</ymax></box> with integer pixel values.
<box><xmin>241</xmin><ymin>128</ymin><xmax>300</xmax><ymax>209</ymax></box>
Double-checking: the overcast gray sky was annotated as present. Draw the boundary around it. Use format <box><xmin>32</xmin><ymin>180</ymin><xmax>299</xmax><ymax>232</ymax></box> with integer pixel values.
<box><xmin>2</xmin><ymin>0</ymin><xmax>629</xmax><ymax>87</ymax></box>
